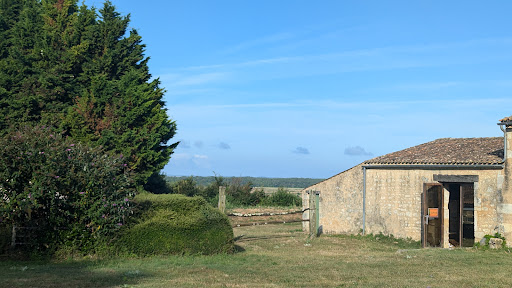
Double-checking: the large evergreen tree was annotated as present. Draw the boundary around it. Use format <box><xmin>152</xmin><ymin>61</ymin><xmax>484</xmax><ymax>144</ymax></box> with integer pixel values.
<box><xmin>0</xmin><ymin>0</ymin><xmax>177</xmax><ymax>187</ymax></box>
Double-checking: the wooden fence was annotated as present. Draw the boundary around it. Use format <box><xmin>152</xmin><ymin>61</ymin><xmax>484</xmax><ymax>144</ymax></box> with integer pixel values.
<box><xmin>229</xmin><ymin>209</ymin><xmax>309</xmax><ymax>228</ymax></box>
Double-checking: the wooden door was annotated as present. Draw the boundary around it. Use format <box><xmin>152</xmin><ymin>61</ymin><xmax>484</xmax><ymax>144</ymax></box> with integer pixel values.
<box><xmin>423</xmin><ymin>184</ymin><xmax>443</xmax><ymax>247</ymax></box>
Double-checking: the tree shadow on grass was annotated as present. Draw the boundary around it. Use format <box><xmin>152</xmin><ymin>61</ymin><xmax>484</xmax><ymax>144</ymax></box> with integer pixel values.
<box><xmin>0</xmin><ymin>260</ymin><xmax>151</xmax><ymax>288</ymax></box>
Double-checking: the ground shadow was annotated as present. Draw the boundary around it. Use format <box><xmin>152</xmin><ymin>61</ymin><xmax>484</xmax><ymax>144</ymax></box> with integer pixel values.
<box><xmin>0</xmin><ymin>259</ymin><xmax>151</xmax><ymax>288</ymax></box>
<box><xmin>233</xmin><ymin>244</ymin><xmax>246</xmax><ymax>253</ymax></box>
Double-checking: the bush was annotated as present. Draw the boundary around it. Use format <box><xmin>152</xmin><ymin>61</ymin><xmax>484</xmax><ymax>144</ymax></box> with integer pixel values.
<box><xmin>476</xmin><ymin>233</ymin><xmax>507</xmax><ymax>249</ymax></box>
<box><xmin>171</xmin><ymin>177</ymin><xmax>200</xmax><ymax>197</ymax></box>
<box><xmin>116</xmin><ymin>193</ymin><xmax>234</xmax><ymax>255</ymax></box>
<box><xmin>165</xmin><ymin>175</ymin><xmax>301</xmax><ymax>208</ymax></box>
<box><xmin>0</xmin><ymin>126</ymin><xmax>135</xmax><ymax>254</ymax></box>
<box><xmin>263</xmin><ymin>188</ymin><xmax>301</xmax><ymax>207</ymax></box>
<box><xmin>224</xmin><ymin>178</ymin><xmax>266</xmax><ymax>206</ymax></box>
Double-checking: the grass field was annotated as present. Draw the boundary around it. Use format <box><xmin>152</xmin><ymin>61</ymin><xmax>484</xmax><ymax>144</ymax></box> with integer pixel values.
<box><xmin>1</xmin><ymin>222</ymin><xmax>512</xmax><ymax>287</ymax></box>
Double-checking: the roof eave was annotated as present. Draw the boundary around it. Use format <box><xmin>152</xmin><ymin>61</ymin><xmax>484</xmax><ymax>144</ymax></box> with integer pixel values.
<box><xmin>362</xmin><ymin>163</ymin><xmax>504</xmax><ymax>169</ymax></box>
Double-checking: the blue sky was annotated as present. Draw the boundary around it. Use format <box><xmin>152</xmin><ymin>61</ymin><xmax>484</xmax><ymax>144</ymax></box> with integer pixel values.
<box><xmin>86</xmin><ymin>0</ymin><xmax>511</xmax><ymax>178</ymax></box>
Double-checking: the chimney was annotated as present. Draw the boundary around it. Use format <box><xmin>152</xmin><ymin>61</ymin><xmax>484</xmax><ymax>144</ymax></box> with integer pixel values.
<box><xmin>498</xmin><ymin>116</ymin><xmax>512</xmax><ymax>161</ymax></box>
<box><xmin>498</xmin><ymin>116</ymin><xmax>512</xmax><ymax>244</ymax></box>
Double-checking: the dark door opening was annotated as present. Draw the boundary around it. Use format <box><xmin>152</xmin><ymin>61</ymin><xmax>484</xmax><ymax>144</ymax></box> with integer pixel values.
<box><xmin>447</xmin><ymin>183</ymin><xmax>474</xmax><ymax>247</ymax></box>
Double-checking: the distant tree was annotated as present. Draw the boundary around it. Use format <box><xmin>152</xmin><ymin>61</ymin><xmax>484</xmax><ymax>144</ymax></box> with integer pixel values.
<box><xmin>263</xmin><ymin>187</ymin><xmax>301</xmax><ymax>207</ymax></box>
<box><xmin>166</xmin><ymin>176</ymin><xmax>324</xmax><ymax>189</ymax></box>
<box><xmin>196</xmin><ymin>175</ymin><xmax>220</xmax><ymax>199</ymax></box>
<box><xmin>0</xmin><ymin>0</ymin><xmax>178</xmax><ymax>188</ymax></box>
<box><xmin>171</xmin><ymin>177</ymin><xmax>199</xmax><ymax>197</ymax></box>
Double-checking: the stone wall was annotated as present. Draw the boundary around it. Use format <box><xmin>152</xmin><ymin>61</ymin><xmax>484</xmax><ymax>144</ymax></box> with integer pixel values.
<box><xmin>499</xmin><ymin>126</ymin><xmax>512</xmax><ymax>246</ymax></box>
<box><xmin>365</xmin><ymin>168</ymin><xmax>503</xmax><ymax>242</ymax></box>
<box><xmin>304</xmin><ymin>165</ymin><xmax>504</xmax><ymax>245</ymax></box>
<box><xmin>302</xmin><ymin>164</ymin><xmax>364</xmax><ymax>234</ymax></box>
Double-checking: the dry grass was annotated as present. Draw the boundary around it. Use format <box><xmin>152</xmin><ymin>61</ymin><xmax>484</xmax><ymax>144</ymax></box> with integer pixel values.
<box><xmin>2</xmin><ymin>223</ymin><xmax>512</xmax><ymax>287</ymax></box>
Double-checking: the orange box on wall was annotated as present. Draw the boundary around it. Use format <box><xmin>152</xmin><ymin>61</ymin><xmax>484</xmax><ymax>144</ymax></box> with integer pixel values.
<box><xmin>428</xmin><ymin>208</ymin><xmax>439</xmax><ymax>218</ymax></box>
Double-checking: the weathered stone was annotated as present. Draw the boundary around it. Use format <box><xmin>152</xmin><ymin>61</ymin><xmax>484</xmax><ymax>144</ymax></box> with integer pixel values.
<box><xmin>303</xmin><ymin>166</ymin><xmax>504</xmax><ymax>245</ymax></box>
<box><xmin>489</xmin><ymin>238</ymin><xmax>503</xmax><ymax>249</ymax></box>
<box><xmin>479</xmin><ymin>237</ymin><xmax>487</xmax><ymax>246</ymax></box>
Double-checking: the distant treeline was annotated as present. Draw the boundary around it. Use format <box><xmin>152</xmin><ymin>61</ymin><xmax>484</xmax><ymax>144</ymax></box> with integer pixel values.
<box><xmin>165</xmin><ymin>176</ymin><xmax>324</xmax><ymax>188</ymax></box>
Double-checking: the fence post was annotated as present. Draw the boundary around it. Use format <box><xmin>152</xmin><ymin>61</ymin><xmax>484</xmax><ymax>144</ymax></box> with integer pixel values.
<box><xmin>315</xmin><ymin>191</ymin><xmax>320</xmax><ymax>235</ymax></box>
<box><xmin>309</xmin><ymin>191</ymin><xmax>316</xmax><ymax>237</ymax></box>
<box><xmin>218</xmin><ymin>186</ymin><xmax>226</xmax><ymax>213</ymax></box>
<box><xmin>308</xmin><ymin>191</ymin><xmax>320</xmax><ymax>237</ymax></box>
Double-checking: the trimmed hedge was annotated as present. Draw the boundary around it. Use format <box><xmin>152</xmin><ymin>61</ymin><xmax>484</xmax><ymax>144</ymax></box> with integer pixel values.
<box><xmin>116</xmin><ymin>193</ymin><xmax>234</xmax><ymax>255</ymax></box>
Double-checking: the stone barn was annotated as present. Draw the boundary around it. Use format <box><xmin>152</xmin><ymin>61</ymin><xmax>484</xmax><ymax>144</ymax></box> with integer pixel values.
<box><xmin>303</xmin><ymin>116</ymin><xmax>512</xmax><ymax>248</ymax></box>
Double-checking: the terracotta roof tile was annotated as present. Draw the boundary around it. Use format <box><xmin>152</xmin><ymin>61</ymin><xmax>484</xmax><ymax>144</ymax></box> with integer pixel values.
<box><xmin>364</xmin><ymin>137</ymin><xmax>503</xmax><ymax>166</ymax></box>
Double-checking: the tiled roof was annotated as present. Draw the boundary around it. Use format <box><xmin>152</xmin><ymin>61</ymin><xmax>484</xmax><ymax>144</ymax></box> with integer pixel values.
<box><xmin>364</xmin><ymin>137</ymin><xmax>503</xmax><ymax>166</ymax></box>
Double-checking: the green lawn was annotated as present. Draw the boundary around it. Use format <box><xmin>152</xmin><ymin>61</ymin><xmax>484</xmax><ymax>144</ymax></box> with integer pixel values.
<box><xmin>1</xmin><ymin>223</ymin><xmax>511</xmax><ymax>287</ymax></box>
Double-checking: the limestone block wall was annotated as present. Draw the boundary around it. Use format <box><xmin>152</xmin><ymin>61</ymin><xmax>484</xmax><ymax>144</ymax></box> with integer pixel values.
<box><xmin>304</xmin><ymin>166</ymin><xmax>503</xmax><ymax>243</ymax></box>
<box><xmin>363</xmin><ymin>168</ymin><xmax>424</xmax><ymax>239</ymax></box>
<box><xmin>474</xmin><ymin>169</ymin><xmax>504</xmax><ymax>240</ymax></box>
<box><xmin>302</xmin><ymin>165</ymin><xmax>364</xmax><ymax>234</ymax></box>
<box><xmin>364</xmin><ymin>168</ymin><xmax>502</xmax><ymax>241</ymax></box>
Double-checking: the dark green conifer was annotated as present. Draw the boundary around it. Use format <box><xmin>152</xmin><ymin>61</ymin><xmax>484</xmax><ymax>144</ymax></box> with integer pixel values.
<box><xmin>0</xmin><ymin>0</ymin><xmax>178</xmax><ymax>187</ymax></box>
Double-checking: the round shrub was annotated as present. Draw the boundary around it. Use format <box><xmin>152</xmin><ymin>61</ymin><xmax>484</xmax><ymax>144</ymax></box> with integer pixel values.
<box><xmin>117</xmin><ymin>193</ymin><xmax>234</xmax><ymax>255</ymax></box>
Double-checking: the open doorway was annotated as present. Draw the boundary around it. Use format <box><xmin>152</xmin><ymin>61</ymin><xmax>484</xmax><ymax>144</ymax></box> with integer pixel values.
<box><xmin>447</xmin><ymin>183</ymin><xmax>474</xmax><ymax>247</ymax></box>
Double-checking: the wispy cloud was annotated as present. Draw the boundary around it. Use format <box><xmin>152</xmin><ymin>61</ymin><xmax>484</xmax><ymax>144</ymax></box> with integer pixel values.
<box><xmin>270</xmin><ymin>25</ymin><xmax>366</xmax><ymax>53</ymax></box>
<box><xmin>172</xmin><ymin>153</ymin><xmax>192</xmax><ymax>160</ymax></box>
<box><xmin>221</xmin><ymin>32</ymin><xmax>295</xmax><ymax>55</ymax></box>
<box><xmin>293</xmin><ymin>147</ymin><xmax>310</xmax><ymax>155</ymax></box>
<box><xmin>344</xmin><ymin>146</ymin><xmax>373</xmax><ymax>157</ymax></box>
<box><xmin>209</xmin><ymin>102</ymin><xmax>306</xmax><ymax>109</ymax></box>
<box><xmin>391</xmin><ymin>81</ymin><xmax>461</xmax><ymax>91</ymax></box>
<box><xmin>179</xmin><ymin>56</ymin><xmax>297</xmax><ymax>71</ymax></box>
<box><xmin>160</xmin><ymin>72</ymin><xmax>228</xmax><ymax>87</ymax></box>
<box><xmin>162</xmin><ymin>88</ymin><xmax>216</xmax><ymax>96</ymax></box>
<box><xmin>192</xmin><ymin>154</ymin><xmax>210</xmax><ymax>169</ymax></box>
<box><xmin>171</xmin><ymin>98</ymin><xmax>510</xmax><ymax>113</ymax></box>
<box><xmin>194</xmin><ymin>141</ymin><xmax>204</xmax><ymax>148</ymax></box>
<box><xmin>163</xmin><ymin>37</ymin><xmax>512</xmax><ymax>85</ymax></box>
